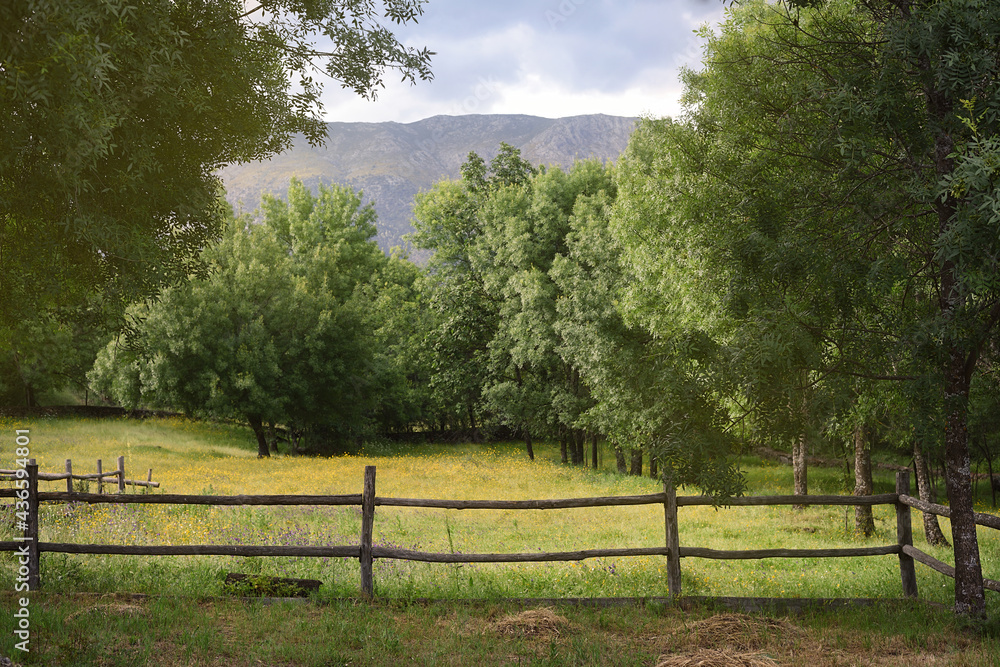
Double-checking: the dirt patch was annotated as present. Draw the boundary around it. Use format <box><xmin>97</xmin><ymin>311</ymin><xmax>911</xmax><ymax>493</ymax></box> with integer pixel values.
<box><xmin>489</xmin><ymin>607</ymin><xmax>570</xmax><ymax>638</ymax></box>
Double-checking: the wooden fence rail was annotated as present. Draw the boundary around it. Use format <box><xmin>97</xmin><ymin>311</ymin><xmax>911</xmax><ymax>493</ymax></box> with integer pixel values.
<box><xmin>0</xmin><ymin>456</ymin><xmax>159</xmax><ymax>493</ymax></box>
<box><xmin>2</xmin><ymin>463</ymin><xmax>998</xmax><ymax>600</ymax></box>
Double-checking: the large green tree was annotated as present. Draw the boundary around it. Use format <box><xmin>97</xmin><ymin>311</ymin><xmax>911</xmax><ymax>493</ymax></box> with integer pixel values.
<box><xmin>476</xmin><ymin>160</ymin><xmax>615</xmax><ymax>464</ymax></box>
<box><xmin>90</xmin><ymin>181</ymin><xmax>393</xmax><ymax>456</ymax></box>
<box><xmin>1</xmin><ymin>0</ymin><xmax>432</xmax><ymax>402</ymax></box>
<box><xmin>408</xmin><ymin>144</ymin><xmax>537</xmax><ymax>436</ymax></box>
<box><xmin>616</xmin><ymin>0</ymin><xmax>1000</xmax><ymax>614</ymax></box>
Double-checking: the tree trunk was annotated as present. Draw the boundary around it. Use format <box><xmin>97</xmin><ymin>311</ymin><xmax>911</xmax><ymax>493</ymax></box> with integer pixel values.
<box><xmin>924</xmin><ymin>51</ymin><xmax>985</xmax><ymax>615</ymax></box>
<box><xmin>524</xmin><ymin>427</ymin><xmax>534</xmax><ymax>461</ymax></box>
<box><xmin>247</xmin><ymin>415</ymin><xmax>270</xmax><ymax>458</ymax></box>
<box><xmin>560</xmin><ymin>436</ymin><xmax>568</xmax><ymax>464</ymax></box>
<box><xmin>914</xmin><ymin>439</ymin><xmax>949</xmax><ymax>546</ymax></box>
<box><xmin>792</xmin><ymin>429</ymin><xmax>807</xmax><ymax>508</ymax></box>
<box><xmin>468</xmin><ymin>401</ymin><xmax>479</xmax><ymax>443</ymax></box>
<box><xmin>591</xmin><ymin>433</ymin><xmax>599</xmax><ymax>470</ymax></box>
<box><xmin>853</xmin><ymin>424</ymin><xmax>875</xmax><ymax>537</ymax></box>
<box><xmin>942</xmin><ymin>348</ymin><xmax>985</xmax><ymax>616</ymax></box>
<box><xmin>630</xmin><ymin>448</ymin><xmax>642</xmax><ymax>476</ymax></box>
<box><xmin>615</xmin><ymin>445</ymin><xmax>627</xmax><ymax>474</ymax></box>
<box><xmin>792</xmin><ymin>384</ymin><xmax>809</xmax><ymax>509</ymax></box>
<box><xmin>266</xmin><ymin>422</ymin><xmax>279</xmax><ymax>455</ymax></box>
<box><xmin>649</xmin><ymin>455</ymin><xmax>658</xmax><ymax>481</ymax></box>
<box><xmin>571</xmin><ymin>431</ymin><xmax>584</xmax><ymax>466</ymax></box>
<box><xmin>289</xmin><ymin>429</ymin><xmax>303</xmax><ymax>455</ymax></box>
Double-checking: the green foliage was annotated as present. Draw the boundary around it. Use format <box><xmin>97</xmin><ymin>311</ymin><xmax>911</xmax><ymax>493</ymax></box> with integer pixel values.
<box><xmin>411</xmin><ymin>144</ymin><xmax>746</xmax><ymax>495</ymax></box>
<box><xmin>1</xmin><ymin>0</ymin><xmax>432</xmax><ymax>404</ymax></box>
<box><xmin>477</xmin><ymin>161</ymin><xmax>616</xmax><ymax>446</ymax></box>
<box><xmin>407</xmin><ymin>146</ymin><xmax>541</xmax><ymax>433</ymax></box>
<box><xmin>89</xmin><ymin>180</ymin><xmax>410</xmax><ymax>454</ymax></box>
<box><xmin>0</xmin><ymin>304</ymin><xmax>112</xmax><ymax>406</ymax></box>
<box><xmin>609</xmin><ymin>0</ymin><xmax>1000</xmax><ymax>613</ymax></box>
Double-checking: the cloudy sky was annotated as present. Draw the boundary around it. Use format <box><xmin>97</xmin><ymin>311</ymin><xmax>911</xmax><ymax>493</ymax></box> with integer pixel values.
<box><xmin>320</xmin><ymin>0</ymin><xmax>727</xmax><ymax>124</ymax></box>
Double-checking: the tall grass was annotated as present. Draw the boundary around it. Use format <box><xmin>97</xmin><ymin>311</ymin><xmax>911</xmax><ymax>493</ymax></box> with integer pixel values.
<box><xmin>1</xmin><ymin>415</ymin><xmax>998</xmax><ymax>613</ymax></box>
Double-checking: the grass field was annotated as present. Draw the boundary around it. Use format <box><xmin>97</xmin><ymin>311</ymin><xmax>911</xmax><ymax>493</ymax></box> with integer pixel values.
<box><xmin>1</xmin><ymin>415</ymin><xmax>999</xmax><ymax>665</ymax></box>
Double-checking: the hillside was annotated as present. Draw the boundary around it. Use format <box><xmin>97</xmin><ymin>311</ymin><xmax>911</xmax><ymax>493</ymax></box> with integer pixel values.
<box><xmin>218</xmin><ymin>113</ymin><xmax>637</xmax><ymax>253</ymax></box>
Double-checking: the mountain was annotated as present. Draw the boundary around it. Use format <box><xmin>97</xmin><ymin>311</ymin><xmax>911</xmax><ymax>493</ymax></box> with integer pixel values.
<box><xmin>218</xmin><ymin>113</ymin><xmax>637</xmax><ymax>254</ymax></box>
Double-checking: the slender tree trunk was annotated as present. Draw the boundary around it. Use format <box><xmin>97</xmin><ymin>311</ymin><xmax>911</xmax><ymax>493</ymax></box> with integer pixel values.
<box><xmin>792</xmin><ymin>430</ymin><xmax>808</xmax><ymax>508</ymax></box>
<box><xmin>985</xmin><ymin>447</ymin><xmax>997</xmax><ymax>509</ymax></box>
<box><xmin>972</xmin><ymin>437</ymin><xmax>996</xmax><ymax>509</ymax></box>
<box><xmin>591</xmin><ymin>433</ymin><xmax>599</xmax><ymax>470</ymax></box>
<box><xmin>853</xmin><ymin>424</ymin><xmax>875</xmax><ymax>537</ymax></box>
<box><xmin>571</xmin><ymin>430</ymin><xmax>584</xmax><ymax>465</ymax></box>
<box><xmin>289</xmin><ymin>429</ymin><xmax>303</xmax><ymax>455</ymax></box>
<box><xmin>923</xmin><ymin>52</ymin><xmax>985</xmax><ymax>616</ymax></box>
<box><xmin>942</xmin><ymin>347</ymin><xmax>984</xmax><ymax>616</ymax></box>
<box><xmin>649</xmin><ymin>455</ymin><xmax>658</xmax><ymax>481</ymax></box>
<box><xmin>247</xmin><ymin>415</ymin><xmax>270</xmax><ymax>458</ymax></box>
<box><xmin>615</xmin><ymin>445</ymin><xmax>627</xmax><ymax>474</ymax></box>
<box><xmin>468</xmin><ymin>401</ymin><xmax>479</xmax><ymax>442</ymax></box>
<box><xmin>560</xmin><ymin>436</ymin><xmax>568</xmax><ymax>464</ymax></box>
<box><xmin>914</xmin><ymin>439</ymin><xmax>949</xmax><ymax>546</ymax></box>
<box><xmin>630</xmin><ymin>448</ymin><xmax>642</xmax><ymax>476</ymax></box>
<box><xmin>524</xmin><ymin>426</ymin><xmax>534</xmax><ymax>461</ymax></box>
<box><xmin>792</xmin><ymin>384</ymin><xmax>808</xmax><ymax>509</ymax></box>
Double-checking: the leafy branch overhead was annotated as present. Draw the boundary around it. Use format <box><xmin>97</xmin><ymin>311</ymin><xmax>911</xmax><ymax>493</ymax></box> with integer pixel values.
<box><xmin>0</xmin><ymin>0</ymin><xmax>433</xmax><ymax>350</ymax></box>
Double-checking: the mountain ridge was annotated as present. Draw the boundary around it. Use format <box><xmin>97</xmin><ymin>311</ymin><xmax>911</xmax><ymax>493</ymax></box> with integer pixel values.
<box><xmin>218</xmin><ymin>113</ymin><xmax>638</xmax><ymax>252</ymax></box>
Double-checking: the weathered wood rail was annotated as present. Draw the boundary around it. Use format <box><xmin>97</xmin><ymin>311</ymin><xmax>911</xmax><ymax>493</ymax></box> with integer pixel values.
<box><xmin>0</xmin><ymin>456</ymin><xmax>158</xmax><ymax>493</ymax></box>
<box><xmin>2</xmin><ymin>463</ymin><xmax>998</xmax><ymax>599</ymax></box>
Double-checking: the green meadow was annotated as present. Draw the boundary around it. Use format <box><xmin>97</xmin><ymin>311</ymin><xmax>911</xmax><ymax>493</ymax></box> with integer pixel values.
<box><xmin>1</xmin><ymin>416</ymin><xmax>999</xmax><ymax>665</ymax></box>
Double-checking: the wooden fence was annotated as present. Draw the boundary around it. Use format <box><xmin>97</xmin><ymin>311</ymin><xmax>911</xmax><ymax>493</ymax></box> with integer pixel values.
<box><xmin>0</xmin><ymin>456</ymin><xmax>159</xmax><ymax>494</ymax></box>
<box><xmin>2</xmin><ymin>463</ymin><xmax>999</xmax><ymax>599</ymax></box>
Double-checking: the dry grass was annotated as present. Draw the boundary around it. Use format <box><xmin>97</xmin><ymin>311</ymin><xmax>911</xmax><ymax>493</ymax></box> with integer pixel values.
<box><xmin>663</xmin><ymin>613</ymin><xmax>806</xmax><ymax>652</ymax></box>
<box><xmin>656</xmin><ymin>614</ymin><xmax>798</xmax><ymax>667</ymax></box>
<box><xmin>651</xmin><ymin>611</ymin><xmax>990</xmax><ymax>667</ymax></box>
<box><xmin>655</xmin><ymin>649</ymin><xmax>778</xmax><ymax>667</ymax></box>
<box><xmin>489</xmin><ymin>607</ymin><xmax>570</xmax><ymax>637</ymax></box>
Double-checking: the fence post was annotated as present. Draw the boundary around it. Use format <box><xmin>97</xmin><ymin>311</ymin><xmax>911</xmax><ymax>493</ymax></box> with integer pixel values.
<box><xmin>896</xmin><ymin>471</ymin><xmax>918</xmax><ymax>598</ymax></box>
<box><xmin>360</xmin><ymin>465</ymin><xmax>376</xmax><ymax>598</ymax></box>
<box><xmin>664</xmin><ymin>476</ymin><xmax>682</xmax><ymax>598</ymax></box>
<box><xmin>96</xmin><ymin>459</ymin><xmax>103</xmax><ymax>495</ymax></box>
<box><xmin>117</xmin><ymin>456</ymin><xmax>125</xmax><ymax>493</ymax></box>
<box><xmin>26</xmin><ymin>459</ymin><xmax>40</xmax><ymax>591</ymax></box>
<box><xmin>65</xmin><ymin>459</ymin><xmax>73</xmax><ymax>493</ymax></box>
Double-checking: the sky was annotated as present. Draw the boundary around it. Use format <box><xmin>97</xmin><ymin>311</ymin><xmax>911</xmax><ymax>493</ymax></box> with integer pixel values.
<box><xmin>319</xmin><ymin>0</ymin><xmax>728</xmax><ymax>124</ymax></box>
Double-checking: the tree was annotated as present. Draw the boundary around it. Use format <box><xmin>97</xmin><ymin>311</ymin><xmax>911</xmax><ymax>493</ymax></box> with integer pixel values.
<box><xmin>551</xmin><ymin>186</ymin><xmax>652</xmax><ymax>475</ymax></box>
<box><xmin>409</xmin><ymin>144</ymin><xmax>537</xmax><ymax>438</ymax></box>
<box><xmin>361</xmin><ymin>250</ymin><xmax>436</xmax><ymax>436</ymax></box>
<box><xmin>90</xmin><ymin>181</ymin><xmax>389</xmax><ymax>456</ymax></box>
<box><xmin>2</xmin><ymin>0</ymin><xmax>432</xmax><ymax>399</ymax></box>
<box><xmin>476</xmin><ymin>160</ymin><xmax>615</xmax><ymax>464</ymax></box>
<box><xmin>617</xmin><ymin>0</ymin><xmax>1000</xmax><ymax>614</ymax></box>
<box><xmin>0</xmin><ymin>301</ymin><xmax>112</xmax><ymax>406</ymax></box>
<box><xmin>785</xmin><ymin>0</ymin><xmax>1000</xmax><ymax>618</ymax></box>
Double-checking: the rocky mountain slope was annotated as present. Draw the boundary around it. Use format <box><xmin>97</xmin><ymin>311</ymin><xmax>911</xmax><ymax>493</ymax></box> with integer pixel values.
<box><xmin>218</xmin><ymin>114</ymin><xmax>637</xmax><ymax>253</ymax></box>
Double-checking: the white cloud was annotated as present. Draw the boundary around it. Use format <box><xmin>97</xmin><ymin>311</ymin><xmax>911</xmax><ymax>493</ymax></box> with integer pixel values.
<box><xmin>317</xmin><ymin>0</ymin><xmax>725</xmax><ymax>123</ymax></box>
